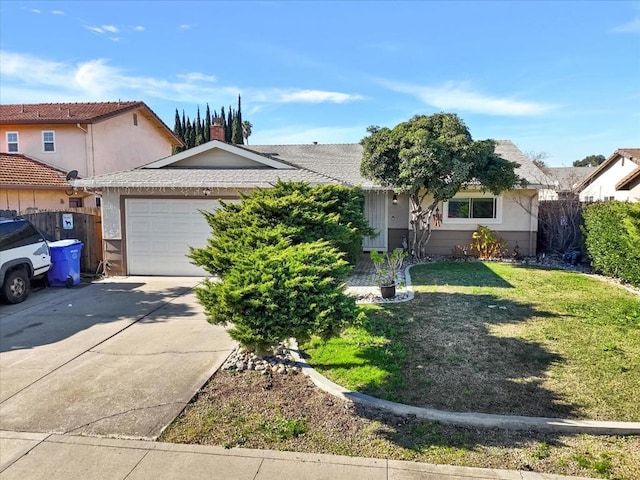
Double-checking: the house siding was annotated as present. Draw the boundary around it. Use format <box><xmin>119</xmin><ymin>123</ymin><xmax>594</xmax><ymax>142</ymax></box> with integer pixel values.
<box><xmin>420</xmin><ymin>230</ymin><xmax>536</xmax><ymax>257</ymax></box>
<box><xmin>580</xmin><ymin>156</ymin><xmax>638</xmax><ymax>202</ymax></box>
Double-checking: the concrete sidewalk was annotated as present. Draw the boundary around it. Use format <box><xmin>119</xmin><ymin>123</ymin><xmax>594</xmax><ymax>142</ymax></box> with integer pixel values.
<box><xmin>0</xmin><ymin>431</ymin><xmax>592</xmax><ymax>480</ymax></box>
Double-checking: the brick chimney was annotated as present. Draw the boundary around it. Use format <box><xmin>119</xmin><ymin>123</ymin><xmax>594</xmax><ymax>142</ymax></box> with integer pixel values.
<box><xmin>210</xmin><ymin>118</ymin><xmax>225</xmax><ymax>142</ymax></box>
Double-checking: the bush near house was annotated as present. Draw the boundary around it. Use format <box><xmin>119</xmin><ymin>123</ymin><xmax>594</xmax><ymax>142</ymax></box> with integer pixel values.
<box><xmin>582</xmin><ymin>201</ymin><xmax>640</xmax><ymax>287</ymax></box>
<box><xmin>195</xmin><ymin>241</ymin><xmax>358</xmax><ymax>353</ymax></box>
<box><xmin>189</xmin><ymin>181</ymin><xmax>374</xmax><ymax>276</ymax></box>
<box><xmin>189</xmin><ymin>181</ymin><xmax>369</xmax><ymax>352</ymax></box>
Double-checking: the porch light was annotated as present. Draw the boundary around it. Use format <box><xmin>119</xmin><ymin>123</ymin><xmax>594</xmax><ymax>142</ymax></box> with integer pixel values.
<box><xmin>203</xmin><ymin>188</ymin><xmax>211</xmax><ymax>196</ymax></box>
<box><xmin>392</xmin><ymin>193</ymin><xmax>398</xmax><ymax>205</ymax></box>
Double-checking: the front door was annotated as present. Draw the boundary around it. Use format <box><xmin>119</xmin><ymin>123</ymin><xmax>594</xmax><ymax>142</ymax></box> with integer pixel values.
<box><xmin>362</xmin><ymin>191</ymin><xmax>387</xmax><ymax>251</ymax></box>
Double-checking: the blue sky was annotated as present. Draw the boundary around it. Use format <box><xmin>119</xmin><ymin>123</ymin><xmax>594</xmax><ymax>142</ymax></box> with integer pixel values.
<box><xmin>1</xmin><ymin>0</ymin><xmax>639</xmax><ymax>166</ymax></box>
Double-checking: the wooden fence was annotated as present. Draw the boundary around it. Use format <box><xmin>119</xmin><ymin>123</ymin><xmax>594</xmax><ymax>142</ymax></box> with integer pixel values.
<box><xmin>20</xmin><ymin>210</ymin><xmax>103</xmax><ymax>274</ymax></box>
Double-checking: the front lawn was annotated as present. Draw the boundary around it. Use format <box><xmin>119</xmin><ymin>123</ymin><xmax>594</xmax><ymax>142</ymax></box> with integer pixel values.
<box><xmin>303</xmin><ymin>262</ymin><xmax>640</xmax><ymax>421</ymax></box>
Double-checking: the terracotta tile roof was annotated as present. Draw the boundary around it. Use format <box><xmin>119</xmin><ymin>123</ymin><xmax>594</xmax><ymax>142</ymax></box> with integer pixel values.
<box><xmin>0</xmin><ymin>101</ymin><xmax>145</xmax><ymax>124</ymax></box>
<box><xmin>616</xmin><ymin>167</ymin><xmax>640</xmax><ymax>191</ymax></box>
<box><xmin>0</xmin><ymin>153</ymin><xmax>69</xmax><ymax>188</ymax></box>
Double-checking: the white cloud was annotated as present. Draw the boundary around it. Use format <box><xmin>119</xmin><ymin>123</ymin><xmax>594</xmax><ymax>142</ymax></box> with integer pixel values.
<box><xmin>255</xmin><ymin>89</ymin><xmax>364</xmax><ymax>104</ymax></box>
<box><xmin>179</xmin><ymin>24</ymin><xmax>193</xmax><ymax>31</ymax></box>
<box><xmin>85</xmin><ymin>25</ymin><xmax>105</xmax><ymax>34</ymax></box>
<box><xmin>0</xmin><ymin>51</ymin><xmax>239</xmax><ymax>104</ymax></box>
<box><xmin>379</xmin><ymin>80</ymin><xmax>554</xmax><ymax>116</ymax></box>
<box><xmin>133</xmin><ymin>25</ymin><xmax>145</xmax><ymax>32</ymax></box>
<box><xmin>30</xmin><ymin>8</ymin><xmax>41</xmax><ymax>14</ymax></box>
<box><xmin>84</xmin><ymin>25</ymin><xmax>119</xmax><ymax>35</ymax></box>
<box><xmin>611</xmin><ymin>17</ymin><xmax>640</xmax><ymax>33</ymax></box>
<box><xmin>51</xmin><ymin>10</ymin><xmax>65</xmax><ymax>15</ymax></box>
<box><xmin>177</xmin><ymin>72</ymin><xmax>217</xmax><ymax>83</ymax></box>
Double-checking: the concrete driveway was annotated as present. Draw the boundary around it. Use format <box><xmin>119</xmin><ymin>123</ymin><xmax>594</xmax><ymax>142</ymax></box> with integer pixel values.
<box><xmin>0</xmin><ymin>277</ymin><xmax>236</xmax><ymax>439</ymax></box>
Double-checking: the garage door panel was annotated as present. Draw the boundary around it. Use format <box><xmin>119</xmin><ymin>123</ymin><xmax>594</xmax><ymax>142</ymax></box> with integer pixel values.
<box><xmin>125</xmin><ymin>198</ymin><xmax>223</xmax><ymax>276</ymax></box>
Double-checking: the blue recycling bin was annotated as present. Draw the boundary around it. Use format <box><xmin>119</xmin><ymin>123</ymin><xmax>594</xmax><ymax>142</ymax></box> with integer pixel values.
<box><xmin>47</xmin><ymin>239</ymin><xmax>83</xmax><ymax>287</ymax></box>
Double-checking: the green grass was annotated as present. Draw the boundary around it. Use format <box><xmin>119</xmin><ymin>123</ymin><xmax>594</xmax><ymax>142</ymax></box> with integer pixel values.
<box><xmin>303</xmin><ymin>262</ymin><xmax>640</xmax><ymax>420</ymax></box>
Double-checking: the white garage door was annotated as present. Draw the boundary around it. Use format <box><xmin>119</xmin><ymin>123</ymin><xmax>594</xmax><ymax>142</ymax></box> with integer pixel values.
<box><xmin>125</xmin><ymin>198</ymin><xmax>220</xmax><ymax>276</ymax></box>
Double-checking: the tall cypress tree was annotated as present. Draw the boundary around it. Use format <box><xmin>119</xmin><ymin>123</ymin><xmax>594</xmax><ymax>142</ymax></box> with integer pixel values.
<box><xmin>226</xmin><ymin>107</ymin><xmax>233</xmax><ymax>143</ymax></box>
<box><xmin>173</xmin><ymin>109</ymin><xmax>184</xmax><ymax>153</ymax></box>
<box><xmin>232</xmin><ymin>95</ymin><xmax>244</xmax><ymax>145</ymax></box>
<box><xmin>205</xmin><ymin>104</ymin><xmax>211</xmax><ymax>142</ymax></box>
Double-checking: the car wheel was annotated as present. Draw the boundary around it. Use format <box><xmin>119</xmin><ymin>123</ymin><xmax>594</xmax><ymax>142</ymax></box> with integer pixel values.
<box><xmin>1</xmin><ymin>269</ymin><xmax>31</xmax><ymax>304</ymax></box>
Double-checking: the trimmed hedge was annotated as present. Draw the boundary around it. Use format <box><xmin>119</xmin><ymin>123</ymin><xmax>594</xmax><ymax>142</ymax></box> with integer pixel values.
<box><xmin>189</xmin><ymin>181</ymin><xmax>374</xmax><ymax>276</ymax></box>
<box><xmin>189</xmin><ymin>181</ymin><xmax>371</xmax><ymax>352</ymax></box>
<box><xmin>582</xmin><ymin>201</ymin><xmax>640</xmax><ymax>287</ymax></box>
<box><xmin>195</xmin><ymin>241</ymin><xmax>359</xmax><ymax>353</ymax></box>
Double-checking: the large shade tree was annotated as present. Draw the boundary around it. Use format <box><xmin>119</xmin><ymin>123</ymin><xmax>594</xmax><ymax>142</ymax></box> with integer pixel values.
<box><xmin>360</xmin><ymin>113</ymin><xmax>525</xmax><ymax>258</ymax></box>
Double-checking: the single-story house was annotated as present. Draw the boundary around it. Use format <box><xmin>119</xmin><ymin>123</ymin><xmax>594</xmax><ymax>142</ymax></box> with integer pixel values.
<box><xmin>578</xmin><ymin>148</ymin><xmax>640</xmax><ymax>203</ymax></box>
<box><xmin>74</xmin><ymin>137</ymin><xmax>544</xmax><ymax>276</ymax></box>
<box><xmin>538</xmin><ymin>166</ymin><xmax>596</xmax><ymax>201</ymax></box>
<box><xmin>0</xmin><ymin>153</ymin><xmax>87</xmax><ymax>212</ymax></box>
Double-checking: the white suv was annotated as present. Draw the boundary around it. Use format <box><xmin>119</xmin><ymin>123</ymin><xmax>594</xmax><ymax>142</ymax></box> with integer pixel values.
<box><xmin>0</xmin><ymin>218</ymin><xmax>52</xmax><ymax>304</ymax></box>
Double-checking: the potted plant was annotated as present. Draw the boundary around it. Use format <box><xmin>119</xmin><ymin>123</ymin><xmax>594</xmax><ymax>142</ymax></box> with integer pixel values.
<box><xmin>370</xmin><ymin>248</ymin><xmax>407</xmax><ymax>298</ymax></box>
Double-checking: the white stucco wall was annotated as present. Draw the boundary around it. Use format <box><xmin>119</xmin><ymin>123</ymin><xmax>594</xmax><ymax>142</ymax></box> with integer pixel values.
<box><xmin>100</xmin><ymin>187</ymin><xmax>247</xmax><ymax>240</ymax></box>
<box><xmin>580</xmin><ymin>157</ymin><xmax>638</xmax><ymax>202</ymax></box>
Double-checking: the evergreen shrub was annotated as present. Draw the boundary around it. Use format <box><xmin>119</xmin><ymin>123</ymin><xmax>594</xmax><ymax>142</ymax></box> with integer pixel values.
<box><xmin>582</xmin><ymin>201</ymin><xmax>640</xmax><ymax>287</ymax></box>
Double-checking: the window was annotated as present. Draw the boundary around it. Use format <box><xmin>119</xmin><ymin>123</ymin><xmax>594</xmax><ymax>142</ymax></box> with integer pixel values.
<box><xmin>69</xmin><ymin>197</ymin><xmax>84</xmax><ymax>208</ymax></box>
<box><xmin>42</xmin><ymin>131</ymin><xmax>55</xmax><ymax>152</ymax></box>
<box><xmin>95</xmin><ymin>197</ymin><xmax>102</xmax><ymax>207</ymax></box>
<box><xmin>6</xmin><ymin>132</ymin><xmax>18</xmax><ymax>152</ymax></box>
<box><xmin>447</xmin><ymin>197</ymin><xmax>497</xmax><ymax>219</ymax></box>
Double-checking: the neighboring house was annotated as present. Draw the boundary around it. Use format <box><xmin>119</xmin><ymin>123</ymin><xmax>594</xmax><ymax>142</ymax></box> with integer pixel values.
<box><xmin>74</xmin><ymin>136</ymin><xmax>544</xmax><ymax>276</ymax></box>
<box><xmin>539</xmin><ymin>167</ymin><xmax>596</xmax><ymax>201</ymax></box>
<box><xmin>0</xmin><ymin>101</ymin><xmax>183</xmax><ymax>210</ymax></box>
<box><xmin>578</xmin><ymin>148</ymin><xmax>640</xmax><ymax>202</ymax></box>
<box><xmin>0</xmin><ymin>153</ymin><xmax>86</xmax><ymax>212</ymax></box>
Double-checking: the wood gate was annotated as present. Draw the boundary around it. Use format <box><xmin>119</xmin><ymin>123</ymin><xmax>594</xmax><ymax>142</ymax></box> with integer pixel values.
<box><xmin>21</xmin><ymin>209</ymin><xmax>103</xmax><ymax>274</ymax></box>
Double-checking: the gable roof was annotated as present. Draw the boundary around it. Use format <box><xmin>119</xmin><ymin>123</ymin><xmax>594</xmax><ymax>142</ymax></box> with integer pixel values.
<box><xmin>73</xmin><ymin>139</ymin><xmax>544</xmax><ymax>190</ymax></box>
<box><xmin>546</xmin><ymin>167</ymin><xmax>596</xmax><ymax>192</ymax></box>
<box><xmin>0</xmin><ymin>101</ymin><xmax>183</xmax><ymax>146</ymax></box>
<box><xmin>0</xmin><ymin>153</ymin><xmax>69</xmax><ymax>188</ymax></box>
<box><xmin>616</xmin><ymin>167</ymin><xmax>640</xmax><ymax>191</ymax></box>
<box><xmin>577</xmin><ymin>148</ymin><xmax>640</xmax><ymax>192</ymax></box>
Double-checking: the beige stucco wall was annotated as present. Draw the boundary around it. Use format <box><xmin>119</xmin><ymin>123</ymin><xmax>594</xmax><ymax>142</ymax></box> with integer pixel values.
<box><xmin>90</xmin><ymin>109</ymin><xmax>175</xmax><ymax>176</ymax></box>
<box><xmin>580</xmin><ymin>157</ymin><xmax>638</xmax><ymax>202</ymax></box>
<box><xmin>1</xmin><ymin>124</ymin><xmax>89</xmax><ymax>175</ymax></box>
<box><xmin>1</xmin><ymin>108</ymin><xmax>175</xmax><ymax>178</ymax></box>
<box><xmin>419</xmin><ymin>189</ymin><xmax>538</xmax><ymax>232</ymax></box>
<box><xmin>1</xmin><ymin>188</ymin><xmax>69</xmax><ymax>212</ymax></box>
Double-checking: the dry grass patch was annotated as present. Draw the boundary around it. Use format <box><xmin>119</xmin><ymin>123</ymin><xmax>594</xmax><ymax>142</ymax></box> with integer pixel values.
<box><xmin>305</xmin><ymin>262</ymin><xmax>640</xmax><ymax>420</ymax></box>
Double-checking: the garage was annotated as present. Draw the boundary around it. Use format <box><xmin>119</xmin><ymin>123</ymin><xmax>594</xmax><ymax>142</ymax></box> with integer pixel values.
<box><xmin>125</xmin><ymin>198</ymin><xmax>219</xmax><ymax>276</ymax></box>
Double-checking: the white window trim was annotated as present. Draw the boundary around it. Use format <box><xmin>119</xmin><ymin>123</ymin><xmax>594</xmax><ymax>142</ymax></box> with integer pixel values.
<box><xmin>443</xmin><ymin>193</ymin><xmax>503</xmax><ymax>225</ymax></box>
<box><xmin>6</xmin><ymin>132</ymin><xmax>19</xmax><ymax>152</ymax></box>
<box><xmin>42</xmin><ymin>130</ymin><xmax>55</xmax><ymax>153</ymax></box>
